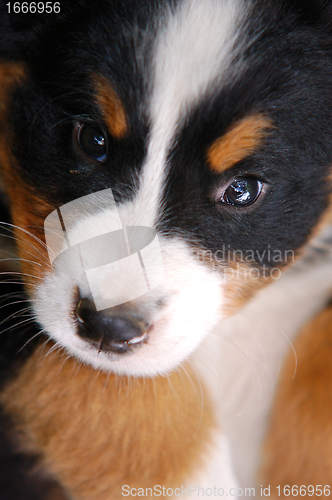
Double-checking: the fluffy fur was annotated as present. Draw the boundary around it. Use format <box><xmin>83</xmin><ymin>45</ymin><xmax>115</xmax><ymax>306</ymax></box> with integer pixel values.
<box><xmin>1</xmin><ymin>0</ymin><xmax>332</xmax><ymax>498</ymax></box>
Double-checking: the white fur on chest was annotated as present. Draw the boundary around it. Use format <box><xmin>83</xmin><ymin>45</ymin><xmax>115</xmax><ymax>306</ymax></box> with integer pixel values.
<box><xmin>190</xmin><ymin>237</ymin><xmax>332</xmax><ymax>494</ymax></box>
<box><xmin>182</xmin><ymin>431</ymin><xmax>240</xmax><ymax>499</ymax></box>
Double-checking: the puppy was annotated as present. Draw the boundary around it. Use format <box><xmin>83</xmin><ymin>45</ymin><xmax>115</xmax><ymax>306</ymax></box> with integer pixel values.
<box><xmin>1</xmin><ymin>1</ymin><xmax>332</xmax><ymax>498</ymax></box>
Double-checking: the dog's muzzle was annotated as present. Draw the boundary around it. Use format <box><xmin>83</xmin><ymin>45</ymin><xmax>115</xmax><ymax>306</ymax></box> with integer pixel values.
<box><xmin>44</xmin><ymin>189</ymin><xmax>164</xmax><ymax>355</ymax></box>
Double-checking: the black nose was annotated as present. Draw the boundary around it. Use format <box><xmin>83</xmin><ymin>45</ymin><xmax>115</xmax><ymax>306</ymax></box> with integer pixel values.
<box><xmin>76</xmin><ymin>298</ymin><xmax>149</xmax><ymax>354</ymax></box>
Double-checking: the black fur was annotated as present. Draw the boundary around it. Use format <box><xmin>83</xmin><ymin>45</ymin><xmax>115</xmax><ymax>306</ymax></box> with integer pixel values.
<box><xmin>0</xmin><ymin>411</ymin><xmax>69</xmax><ymax>500</ymax></box>
<box><xmin>2</xmin><ymin>0</ymin><xmax>332</xmax><ymax>267</ymax></box>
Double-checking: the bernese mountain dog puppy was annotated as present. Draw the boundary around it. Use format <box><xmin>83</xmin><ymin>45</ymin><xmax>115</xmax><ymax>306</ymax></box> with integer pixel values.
<box><xmin>1</xmin><ymin>0</ymin><xmax>332</xmax><ymax>498</ymax></box>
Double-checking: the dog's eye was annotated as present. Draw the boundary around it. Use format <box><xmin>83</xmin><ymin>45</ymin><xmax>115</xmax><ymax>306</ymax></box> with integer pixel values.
<box><xmin>77</xmin><ymin>124</ymin><xmax>107</xmax><ymax>162</ymax></box>
<box><xmin>220</xmin><ymin>177</ymin><xmax>262</xmax><ymax>207</ymax></box>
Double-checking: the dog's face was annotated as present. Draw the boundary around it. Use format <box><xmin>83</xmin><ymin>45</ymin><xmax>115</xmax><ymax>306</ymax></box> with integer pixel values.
<box><xmin>1</xmin><ymin>0</ymin><xmax>332</xmax><ymax>377</ymax></box>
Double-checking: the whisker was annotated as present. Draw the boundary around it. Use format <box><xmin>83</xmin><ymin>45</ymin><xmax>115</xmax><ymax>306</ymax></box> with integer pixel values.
<box><xmin>0</xmin><ymin>317</ymin><xmax>35</xmax><ymax>335</ymax></box>
<box><xmin>0</xmin><ymin>257</ymin><xmax>43</xmax><ymax>267</ymax></box>
<box><xmin>29</xmin><ymin>90</ymin><xmax>94</xmax><ymax>142</ymax></box>
<box><xmin>0</xmin><ymin>222</ymin><xmax>52</xmax><ymax>256</ymax></box>
<box><xmin>0</xmin><ymin>231</ymin><xmax>51</xmax><ymax>266</ymax></box>
<box><xmin>221</xmin><ymin>305</ymin><xmax>298</xmax><ymax>378</ymax></box>
<box><xmin>0</xmin><ymin>280</ymin><xmax>38</xmax><ymax>288</ymax></box>
<box><xmin>46</xmin><ymin>116</ymin><xmax>77</xmax><ymax>134</ymax></box>
<box><xmin>0</xmin><ymin>291</ymin><xmax>26</xmax><ymax>303</ymax></box>
<box><xmin>0</xmin><ymin>272</ymin><xmax>43</xmax><ymax>281</ymax></box>
<box><xmin>166</xmin><ymin>374</ymin><xmax>180</xmax><ymax>416</ymax></box>
<box><xmin>16</xmin><ymin>329</ymin><xmax>45</xmax><ymax>355</ymax></box>
<box><xmin>0</xmin><ymin>299</ymin><xmax>37</xmax><ymax>311</ymax></box>
<box><xmin>0</xmin><ymin>306</ymin><xmax>32</xmax><ymax>327</ymax></box>
<box><xmin>178</xmin><ymin>365</ymin><xmax>205</xmax><ymax>438</ymax></box>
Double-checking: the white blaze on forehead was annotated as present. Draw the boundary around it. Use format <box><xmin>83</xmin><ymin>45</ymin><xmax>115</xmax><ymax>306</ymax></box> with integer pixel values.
<box><xmin>151</xmin><ymin>0</ymin><xmax>247</xmax><ymax>139</ymax></box>
<box><xmin>135</xmin><ymin>0</ymin><xmax>248</xmax><ymax>226</ymax></box>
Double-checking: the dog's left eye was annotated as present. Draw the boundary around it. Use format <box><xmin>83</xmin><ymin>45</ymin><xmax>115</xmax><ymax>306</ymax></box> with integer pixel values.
<box><xmin>77</xmin><ymin>124</ymin><xmax>107</xmax><ymax>162</ymax></box>
<box><xmin>220</xmin><ymin>177</ymin><xmax>262</xmax><ymax>207</ymax></box>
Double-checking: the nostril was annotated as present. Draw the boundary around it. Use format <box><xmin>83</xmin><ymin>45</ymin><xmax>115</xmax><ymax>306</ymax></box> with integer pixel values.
<box><xmin>76</xmin><ymin>297</ymin><xmax>96</xmax><ymax>325</ymax></box>
<box><xmin>75</xmin><ymin>297</ymin><xmax>149</xmax><ymax>353</ymax></box>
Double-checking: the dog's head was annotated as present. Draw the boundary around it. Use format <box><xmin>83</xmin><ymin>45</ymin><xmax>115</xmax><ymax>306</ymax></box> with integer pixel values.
<box><xmin>1</xmin><ymin>0</ymin><xmax>332</xmax><ymax>377</ymax></box>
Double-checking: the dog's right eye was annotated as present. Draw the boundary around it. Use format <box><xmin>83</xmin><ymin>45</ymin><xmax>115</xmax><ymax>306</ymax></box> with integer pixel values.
<box><xmin>77</xmin><ymin>124</ymin><xmax>107</xmax><ymax>162</ymax></box>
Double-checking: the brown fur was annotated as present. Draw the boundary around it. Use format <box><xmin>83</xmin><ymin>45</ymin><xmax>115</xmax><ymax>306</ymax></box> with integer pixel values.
<box><xmin>0</xmin><ymin>62</ymin><xmax>26</xmax><ymax>125</ymax></box>
<box><xmin>0</xmin><ymin>343</ymin><xmax>215</xmax><ymax>500</ymax></box>
<box><xmin>0</xmin><ymin>61</ymin><xmax>55</xmax><ymax>288</ymax></box>
<box><xmin>0</xmin><ymin>61</ymin><xmax>25</xmax><ymax>180</ymax></box>
<box><xmin>0</xmin><ymin>178</ymin><xmax>54</xmax><ymax>289</ymax></box>
<box><xmin>93</xmin><ymin>74</ymin><xmax>128</xmax><ymax>139</ymax></box>
<box><xmin>207</xmin><ymin>114</ymin><xmax>272</xmax><ymax>173</ymax></box>
<box><xmin>260</xmin><ymin>305</ymin><xmax>332</xmax><ymax>498</ymax></box>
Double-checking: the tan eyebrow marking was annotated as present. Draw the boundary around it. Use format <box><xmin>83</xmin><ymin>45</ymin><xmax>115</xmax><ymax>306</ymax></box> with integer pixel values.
<box><xmin>207</xmin><ymin>114</ymin><xmax>273</xmax><ymax>173</ymax></box>
<box><xmin>93</xmin><ymin>74</ymin><xmax>128</xmax><ymax>139</ymax></box>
